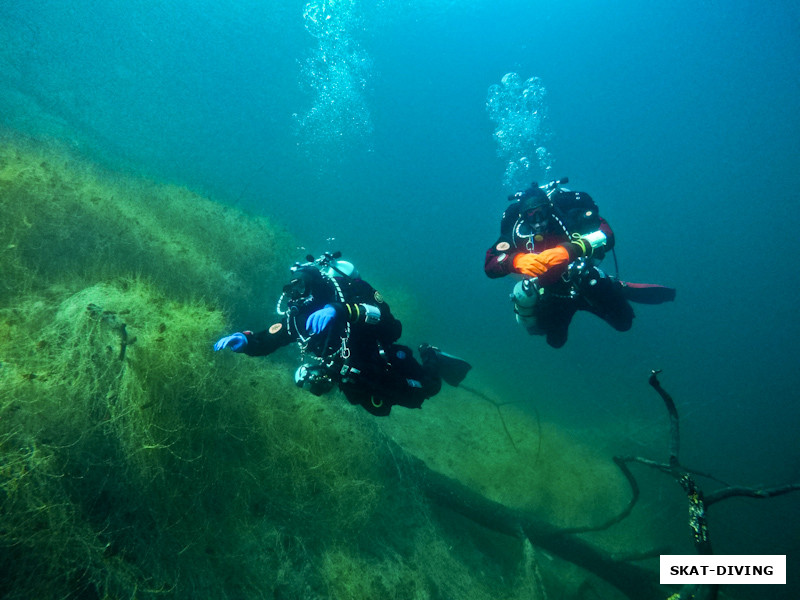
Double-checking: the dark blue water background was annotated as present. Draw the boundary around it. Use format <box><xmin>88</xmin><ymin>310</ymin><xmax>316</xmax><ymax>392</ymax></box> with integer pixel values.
<box><xmin>2</xmin><ymin>1</ymin><xmax>798</xmax><ymax>596</ymax></box>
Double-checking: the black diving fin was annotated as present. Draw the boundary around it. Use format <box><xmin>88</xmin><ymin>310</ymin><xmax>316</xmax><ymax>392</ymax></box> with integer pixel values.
<box><xmin>419</xmin><ymin>344</ymin><xmax>472</xmax><ymax>387</ymax></box>
<box><xmin>618</xmin><ymin>281</ymin><xmax>676</xmax><ymax>304</ymax></box>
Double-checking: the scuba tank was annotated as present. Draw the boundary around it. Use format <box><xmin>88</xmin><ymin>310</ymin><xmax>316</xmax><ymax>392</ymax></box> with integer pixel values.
<box><xmin>321</xmin><ymin>258</ymin><xmax>358</xmax><ymax>279</ymax></box>
<box><xmin>511</xmin><ymin>278</ymin><xmax>543</xmax><ymax>331</ymax></box>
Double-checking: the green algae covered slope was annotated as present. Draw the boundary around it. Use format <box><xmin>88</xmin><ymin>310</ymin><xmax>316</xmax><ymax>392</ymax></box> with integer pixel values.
<box><xmin>0</xmin><ymin>135</ymin><xmax>647</xmax><ymax>600</ymax></box>
<box><xmin>0</xmin><ymin>134</ymin><xmax>293</xmax><ymax>322</ymax></box>
<box><xmin>1</xmin><ymin>277</ymin><xmax>389</xmax><ymax>599</ymax></box>
<box><xmin>0</xmin><ymin>135</ymin><xmax>388</xmax><ymax>598</ymax></box>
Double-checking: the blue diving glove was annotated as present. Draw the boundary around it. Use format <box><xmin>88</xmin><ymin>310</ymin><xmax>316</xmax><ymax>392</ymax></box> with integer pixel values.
<box><xmin>213</xmin><ymin>332</ymin><xmax>248</xmax><ymax>352</ymax></box>
<box><xmin>306</xmin><ymin>304</ymin><xmax>337</xmax><ymax>335</ymax></box>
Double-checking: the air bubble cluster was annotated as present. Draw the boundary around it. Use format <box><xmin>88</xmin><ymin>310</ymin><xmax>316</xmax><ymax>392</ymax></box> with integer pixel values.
<box><xmin>486</xmin><ymin>73</ymin><xmax>553</xmax><ymax>190</ymax></box>
<box><xmin>296</xmin><ymin>0</ymin><xmax>373</xmax><ymax>152</ymax></box>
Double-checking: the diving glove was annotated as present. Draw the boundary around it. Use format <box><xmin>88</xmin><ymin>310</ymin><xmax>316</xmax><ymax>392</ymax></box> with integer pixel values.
<box><xmin>513</xmin><ymin>247</ymin><xmax>571</xmax><ymax>277</ymax></box>
<box><xmin>306</xmin><ymin>304</ymin><xmax>337</xmax><ymax>334</ymax></box>
<box><xmin>213</xmin><ymin>332</ymin><xmax>248</xmax><ymax>352</ymax></box>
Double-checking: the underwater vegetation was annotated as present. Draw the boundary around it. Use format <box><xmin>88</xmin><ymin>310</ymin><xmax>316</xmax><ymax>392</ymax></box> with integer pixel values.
<box><xmin>0</xmin><ymin>134</ymin><xmax>293</xmax><ymax>322</ymax></box>
<box><xmin>1</xmin><ymin>132</ymin><xmax>697</xmax><ymax>599</ymax></box>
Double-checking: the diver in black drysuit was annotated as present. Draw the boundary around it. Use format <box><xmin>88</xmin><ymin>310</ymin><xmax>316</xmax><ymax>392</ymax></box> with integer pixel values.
<box><xmin>214</xmin><ymin>255</ymin><xmax>470</xmax><ymax>417</ymax></box>
<box><xmin>485</xmin><ymin>180</ymin><xmax>676</xmax><ymax>348</ymax></box>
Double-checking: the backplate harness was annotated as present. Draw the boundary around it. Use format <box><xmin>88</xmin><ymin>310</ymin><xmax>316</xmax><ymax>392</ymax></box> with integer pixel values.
<box><xmin>511</xmin><ymin>177</ymin><xmax>620</xmax><ymax>298</ymax></box>
<box><xmin>276</xmin><ymin>252</ymin><xmax>352</xmax><ymax>373</ymax></box>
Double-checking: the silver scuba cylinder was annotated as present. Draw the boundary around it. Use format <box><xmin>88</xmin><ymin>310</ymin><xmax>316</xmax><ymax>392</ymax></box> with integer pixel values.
<box><xmin>511</xmin><ymin>278</ymin><xmax>543</xmax><ymax>329</ymax></box>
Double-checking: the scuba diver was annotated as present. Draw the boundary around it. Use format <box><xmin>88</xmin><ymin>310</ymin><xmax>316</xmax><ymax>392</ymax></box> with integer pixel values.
<box><xmin>214</xmin><ymin>252</ymin><xmax>471</xmax><ymax>416</ymax></box>
<box><xmin>484</xmin><ymin>178</ymin><xmax>676</xmax><ymax>348</ymax></box>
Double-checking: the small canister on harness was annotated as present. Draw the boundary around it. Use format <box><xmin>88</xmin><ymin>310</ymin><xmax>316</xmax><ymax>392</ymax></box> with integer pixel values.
<box><xmin>294</xmin><ymin>364</ymin><xmax>334</xmax><ymax>396</ymax></box>
<box><xmin>511</xmin><ymin>278</ymin><xmax>543</xmax><ymax>330</ymax></box>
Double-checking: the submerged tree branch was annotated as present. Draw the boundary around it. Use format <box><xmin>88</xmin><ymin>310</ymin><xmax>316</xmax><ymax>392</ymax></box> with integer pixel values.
<box><xmin>705</xmin><ymin>484</ymin><xmax>800</xmax><ymax>506</ymax></box>
<box><xmin>606</xmin><ymin>370</ymin><xmax>800</xmax><ymax>599</ymax></box>
<box><xmin>390</xmin><ymin>437</ymin><xmax>664</xmax><ymax>600</ymax></box>
<box><xmin>392</xmin><ymin>370</ymin><xmax>800</xmax><ymax>600</ymax></box>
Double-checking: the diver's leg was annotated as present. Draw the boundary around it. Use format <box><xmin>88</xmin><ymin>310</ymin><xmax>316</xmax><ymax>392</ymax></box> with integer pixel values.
<box><xmin>341</xmin><ymin>385</ymin><xmax>393</xmax><ymax>416</ymax></box>
<box><xmin>585</xmin><ymin>277</ymin><xmax>634</xmax><ymax>332</ymax></box>
<box><xmin>536</xmin><ymin>295</ymin><xmax>576</xmax><ymax>348</ymax></box>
